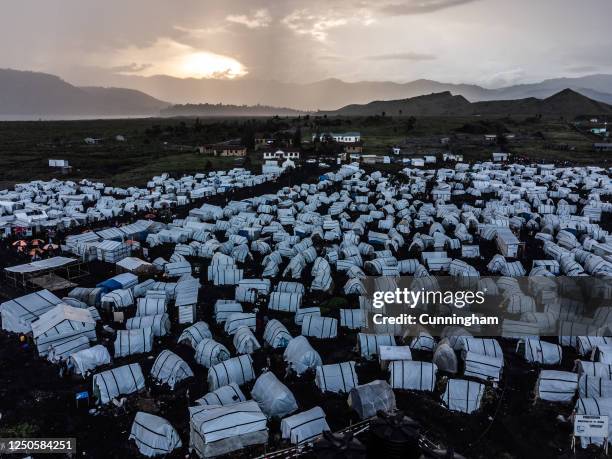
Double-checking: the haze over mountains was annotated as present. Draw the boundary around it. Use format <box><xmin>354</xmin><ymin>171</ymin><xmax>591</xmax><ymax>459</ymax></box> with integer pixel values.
<box><xmin>3</xmin><ymin>68</ymin><xmax>612</xmax><ymax>117</ymax></box>
<box><xmin>0</xmin><ymin>69</ymin><xmax>169</xmax><ymax>117</ymax></box>
<box><xmin>90</xmin><ymin>71</ymin><xmax>612</xmax><ymax>110</ymax></box>
<box><xmin>327</xmin><ymin>89</ymin><xmax>612</xmax><ymax>117</ymax></box>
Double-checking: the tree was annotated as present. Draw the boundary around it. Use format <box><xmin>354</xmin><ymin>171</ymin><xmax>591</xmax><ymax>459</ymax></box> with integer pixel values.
<box><xmin>292</xmin><ymin>127</ymin><xmax>302</xmax><ymax>148</ymax></box>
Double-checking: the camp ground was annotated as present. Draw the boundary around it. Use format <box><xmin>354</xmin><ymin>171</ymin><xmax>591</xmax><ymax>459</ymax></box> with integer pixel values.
<box><xmin>1</xmin><ymin>161</ymin><xmax>612</xmax><ymax>458</ymax></box>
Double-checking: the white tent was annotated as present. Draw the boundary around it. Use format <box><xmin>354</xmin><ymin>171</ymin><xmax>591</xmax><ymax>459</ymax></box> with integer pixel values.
<box><xmin>263</xmin><ymin>319</ymin><xmax>292</xmax><ymax>348</ymax></box>
<box><xmin>101</xmin><ymin>288</ymin><xmax>134</xmax><ymax>310</ymax></box>
<box><xmin>535</xmin><ymin>370</ymin><xmax>577</xmax><ymax>402</ymax></box>
<box><xmin>302</xmin><ymin>316</ymin><xmax>338</xmax><ymax>339</ymax></box>
<box><xmin>136</xmin><ymin>297</ymin><xmax>166</xmax><ymax>316</ymax></box>
<box><xmin>207</xmin><ymin>355</ymin><xmax>255</xmax><ymax>390</ymax></box>
<box><xmin>69</xmin><ymin>344</ymin><xmax>111</xmax><ymax>376</ymax></box>
<box><xmin>441</xmin><ymin>379</ymin><xmax>485</xmax><ymax>413</ymax></box>
<box><xmin>389</xmin><ymin>361</ymin><xmax>437</xmax><ymax>391</ymax></box>
<box><xmin>233</xmin><ymin>326</ymin><xmax>261</xmax><ymax>354</ymax></box>
<box><xmin>93</xmin><ymin>363</ymin><xmax>145</xmax><ymax>404</ymax></box>
<box><xmin>129</xmin><ymin>412</ymin><xmax>182</xmax><ymax>457</ymax></box>
<box><xmin>519</xmin><ymin>339</ymin><xmax>562</xmax><ymax>365</ymax></box>
<box><xmin>280</xmin><ymin>406</ymin><xmax>330</xmax><ymax>444</ymax></box>
<box><xmin>126</xmin><ymin>314</ymin><xmax>170</xmax><ymax>337</ymax></box>
<box><xmin>339</xmin><ymin>309</ymin><xmax>365</xmax><ymax>329</ymax></box>
<box><xmin>348</xmin><ymin>380</ymin><xmax>396</xmax><ymax>420</ymax></box>
<box><xmin>579</xmin><ymin>375</ymin><xmax>612</xmax><ymax>398</ymax></box>
<box><xmin>462</xmin><ymin>351</ymin><xmax>503</xmax><ymax>383</ymax></box>
<box><xmin>224</xmin><ymin>313</ymin><xmax>256</xmax><ymax>335</ymax></box>
<box><xmin>294</xmin><ymin>307</ymin><xmax>320</xmax><ymax>325</ymax></box>
<box><xmin>189</xmin><ymin>401</ymin><xmax>268</xmax><ymax>458</ymax></box>
<box><xmin>214</xmin><ymin>300</ymin><xmax>243</xmax><ymax>323</ymax></box>
<box><xmin>150</xmin><ymin>350</ymin><xmax>194</xmax><ymax>389</ymax></box>
<box><xmin>315</xmin><ymin>361</ymin><xmax>358</xmax><ymax>393</ymax></box>
<box><xmin>0</xmin><ymin>289</ymin><xmax>63</xmax><ymax>333</ymax></box>
<box><xmin>195</xmin><ymin>338</ymin><xmax>231</xmax><ymax>368</ymax></box>
<box><xmin>196</xmin><ymin>383</ymin><xmax>247</xmax><ymax>407</ymax></box>
<box><xmin>31</xmin><ymin>304</ymin><xmax>96</xmax><ymax>356</ymax></box>
<box><xmin>268</xmin><ymin>292</ymin><xmax>302</xmax><ymax>313</ymax></box>
<box><xmin>251</xmin><ymin>371</ymin><xmax>298</xmax><ymax>418</ymax></box>
<box><xmin>47</xmin><ymin>335</ymin><xmax>90</xmax><ymax>363</ymax></box>
<box><xmin>115</xmin><ymin>327</ymin><xmax>154</xmax><ymax>357</ymax></box>
<box><xmin>178</xmin><ymin>322</ymin><xmax>212</xmax><ymax>349</ymax></box>
<box><xmin>575</xmin><ymin>397</ymin><xmax>612</xmax><ymax>448</ymax></box>
<box><xmin>357</xmin><ymin>333</ymin><xmax>395</xmax><ymax>359</ymax></box>
<box><xmin>284</xmin><ymin>336</ymin><xmax>322</xmax><ymax>375</ymax></box>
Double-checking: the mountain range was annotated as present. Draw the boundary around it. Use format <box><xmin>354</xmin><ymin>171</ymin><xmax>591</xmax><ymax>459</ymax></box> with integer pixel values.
<box><xmin>327</xmin><ymin>88</ymin><xmax>612</xmax><ymax>117</ymax></box>
<box><xmin>3</xmin><ymin>68</ymin><xmax>612</xmax><ymax>117</ymax></box>
<box><xmin>88</xmin><ymin>71</ymin><xmax>612</xmax><ymax>110</ymax></box>
<box><xmin>0</xmin><ymin>68</ymin><xmax>169</xmax><ymax>116</ymax></box>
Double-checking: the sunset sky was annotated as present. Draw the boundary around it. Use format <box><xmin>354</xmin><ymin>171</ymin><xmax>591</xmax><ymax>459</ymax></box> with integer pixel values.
<box><xmin>2</xmin><ymin>0</ymin><xmax>611</xmax><ymax>88</ymax></box>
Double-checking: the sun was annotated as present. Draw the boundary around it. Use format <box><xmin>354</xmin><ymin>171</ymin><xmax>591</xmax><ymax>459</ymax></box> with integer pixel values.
<box><xmin>180</xmin><ymin>51</ymin><xmax>247</xmax><ymax>79</ymax></box>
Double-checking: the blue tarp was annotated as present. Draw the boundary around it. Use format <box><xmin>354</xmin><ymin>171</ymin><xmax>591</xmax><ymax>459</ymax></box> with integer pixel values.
<box><xmin>96</xmin><ymin>278</ymin><xmax>122</xmax><ymax>293</ymax></box>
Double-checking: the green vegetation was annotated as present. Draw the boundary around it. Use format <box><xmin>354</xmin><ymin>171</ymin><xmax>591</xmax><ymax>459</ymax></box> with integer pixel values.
<box><xmin>0</xmin><ymin>114</ymin><xmax>608</xmax><ymax>189</ymax></box>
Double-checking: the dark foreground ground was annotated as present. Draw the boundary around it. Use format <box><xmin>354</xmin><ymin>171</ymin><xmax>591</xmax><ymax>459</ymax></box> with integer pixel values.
<box><xmin>0</xmin><ymin>164</ymin><xmax>609</xmax><ymax>459</ymax></box>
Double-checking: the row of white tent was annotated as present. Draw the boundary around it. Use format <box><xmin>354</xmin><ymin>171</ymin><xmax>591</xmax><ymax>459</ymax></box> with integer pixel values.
<box><xmin>0</xmin><ymin>167</ymin><xmax>276</xmax><ymax>230</ymax></box>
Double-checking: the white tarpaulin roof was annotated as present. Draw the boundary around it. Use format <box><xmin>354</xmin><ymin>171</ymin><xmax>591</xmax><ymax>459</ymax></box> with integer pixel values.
<box><xmin>1</xmin><ymin>289</ymin><xmax>63</xmax><ymax>333</ymax></box>
<box><xmin>280</xmin><ymin>406</ymin><xmax>330</xmax><ymax>444</ymax></box>
<box><xmin>189</xmin><ymin>400</ymin><xmax>268</xmax><ymax>458</ymax></box>
<box><xmin>5</xmin><ymin>256</ymin><xmax>77</xmax><ymax>273</ymax></box>
<box><xmin>129</xmin><ymin>412</ymin><xmax>182</xmax><ymax>457</ymax></box>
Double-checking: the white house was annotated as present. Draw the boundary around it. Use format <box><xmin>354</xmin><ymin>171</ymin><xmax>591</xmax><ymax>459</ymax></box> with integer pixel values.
<box><xmin>492</xmin><ymin>152</ymin><xmax>509</xmax><ymax>162</ymax></box>
<box><xmin>262</xmin><ymin>150</ymin><xmax>300</xmax><ymax>161</ymax></box>
<box><xmin>314</xmin><ymin>132</ymin><xmax>361</xmax><ymax>143</ymax></box>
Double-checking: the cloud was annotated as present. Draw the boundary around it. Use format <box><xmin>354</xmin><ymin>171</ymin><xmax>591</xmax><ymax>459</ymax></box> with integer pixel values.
<box><xmin>366</xmin><ymin>52</ymin><xmax>436</xmax><ymax>61</ymax></box>
<box><xmin>566</xmin><ymin>65</ymin><xmax>602</xmax><ymax>74</ymax></box>
<box><xmin>109</xmin><ymin>62</ymin><xmax>152</xmax><ymax>73</ymax></box>
<box><xmin>97</xmin><ymin>38</ymin><xmax>248</xmax><ymax>79</ymax></box>
<box><xmin>378</xmin><ymin>0</ymin><xmax>480</xmax><ymax>15</ymax></box>
<box><xmin>282</xmin><ymin>10</ymin><xmax>348</xmax><ymax>41</ymax></box>
<box><xmin>226</xmin><ymin>9</ymin><xmax>272</xmax><ymax>29</ymax></box>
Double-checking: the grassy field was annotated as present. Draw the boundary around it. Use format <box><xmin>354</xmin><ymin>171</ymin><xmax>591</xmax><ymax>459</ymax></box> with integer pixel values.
<box><xmin>0</xmin><ymin>115</ymin><xmax>609</xmax><ymax>189</ymax></box>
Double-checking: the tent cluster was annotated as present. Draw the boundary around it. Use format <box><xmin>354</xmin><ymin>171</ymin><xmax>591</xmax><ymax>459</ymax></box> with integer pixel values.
<box><xmin>3</xmin><ymin>161</ymin><xmax>612</xmax><ymax>456</ymax></box>
<box><xmin>0</xmin><ymin>167</ymin><xmax>274</xmax><ymax>233</ymax></box>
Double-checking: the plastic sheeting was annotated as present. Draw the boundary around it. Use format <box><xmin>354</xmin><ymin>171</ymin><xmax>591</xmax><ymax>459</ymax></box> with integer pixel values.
<box><xmin>178</xmin><ymin>322</ymin><xmax>212</xmax><ymax>349</ymax></box>
<box><xmin>281</xmin><ymin>407</ymin><xmax>330</xmax><ymax>444</ymax></box>
<box><xmin>196</xmin><ymin>383</ymin><xmax>247</xmax><ymax>407</ymax></box>
<box><xmin>302</xmin><ymin>316</ymin><xmax>338</xmax><ymax>339</ymax></box>
<box><xmin>129</xmin><ymin>412</ymin><xmax>182</xmax><ymax>457</ymax></box>
<box><xmin>195</xmin><ymin>338</ymin><xmax>230</xmax><ymax>368</ymax></box>
<box><xmin>251</xmin><ymin>371</ymin><xmax>298</xmax><ymax>418</ymax></box>
<box><xmin>150</xmin><ymin>350</ymin><xmax>194</xmax><ymax>389</ymax></box>
<box><xmin>207</xmin><ymin>355</ymin><xmax>255</xmax><ymax>391</ymax></box>
<box><xmin>233</xmin><ymin>326</ymin><xmax>261</xmax><ymax>354</ymax></box>
<box><xmin>315</xmin><ymin>361</ymin><xmax>358</xmax><ymax>393</ymax></box>
<box><xmin>189</xmin><ymin>400</ymin><xmax>268</xmax><ymax>458</ymax></box>
<box><xmin>126</xmin><ymin>314</ymin><xmax>171</xmax><ymax>337</ymax></box>
<box><xmin>348</xmin><ymin>380</ymin><xmax>396</xmax><ymax>420</ymax></box>
<box><xmin>69</xmin><ymin>344</ymin><xmax>111</xmax><ymax>376</ymax></box>
<box><xmin>389</xmin><ymin>361</ymin><xmax>437</xmax><ymax>391</ymax></box>
<box><xmin>93</xmin><ymin>363</ymin><xmax>145</xmax><ymax>404</ymax></box>
<box><xmin>284</xmin><ymin>336</ymin><xmax>322</xmax><ymax>375</ymax></box>
<box><xmin>263</xmin><ymin>319</ymin><xmax>292</xmax><ymax>348</ymax></box>
<box><xmin>441</xmin><ymin>379</ymin><xmax>485</xmax><ymax>414</ymax></box>
<box><xmin>115</xmin><ymin>327</ymin><xmax>154</xmax><ymax>357</ymax></box>
<box><xmin>536</xmin><ymin>370</ymin><xmax>577</xmax><ymax>402</ymax></box>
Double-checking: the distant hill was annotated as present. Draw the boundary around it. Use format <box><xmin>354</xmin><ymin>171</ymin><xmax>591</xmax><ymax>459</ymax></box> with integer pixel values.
<box><xmin>0</xmin><ymin>69</ymin><xmax>169</xmax><ymax>116</ymax></box>
<box><xmin>326</xmin><ymin>89</ymin><xmax>612</xmax><ymax>117</ymax></box>
<box><xmin>86</xmin><ymin>72</ymin><xmax>612</xmax><ymax>110</ymax></box>
<box><xmin>161</xmin><ymin>103</ymin><xmax>304</xmax><ymax>117</ymax></box>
